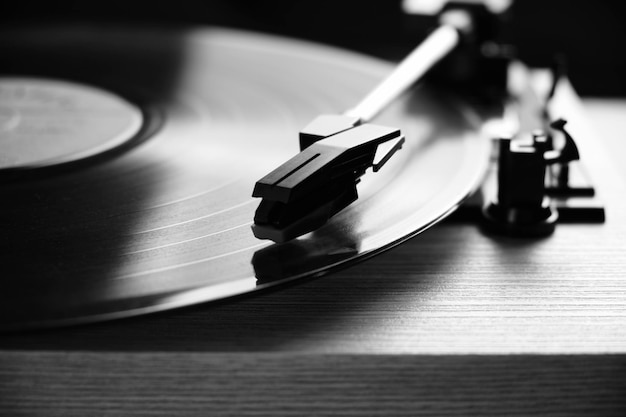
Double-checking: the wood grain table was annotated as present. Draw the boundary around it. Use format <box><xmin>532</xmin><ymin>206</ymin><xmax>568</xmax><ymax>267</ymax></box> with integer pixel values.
<box><xmin>1</xmin><ymin>86</ymin><xmax>625</xmax><ymax>416</ymax></box>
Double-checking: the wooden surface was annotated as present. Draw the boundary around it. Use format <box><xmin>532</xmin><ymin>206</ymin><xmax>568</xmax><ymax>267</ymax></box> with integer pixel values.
<box><xmin>1</xmin><ymin>353</ymin><xmax>625</xmax><ymax>416</ymax></box>
<box><xmin>1</xmin><ymin>89</ymin><xmax>626</xmax><ymax>415</ymax></box>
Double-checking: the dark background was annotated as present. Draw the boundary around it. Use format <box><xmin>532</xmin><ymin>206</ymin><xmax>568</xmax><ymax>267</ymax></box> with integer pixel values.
<box><xmin>3</xmin><ymin>0</ymin><xmax>626</xmax><ymax>96</ymax></box>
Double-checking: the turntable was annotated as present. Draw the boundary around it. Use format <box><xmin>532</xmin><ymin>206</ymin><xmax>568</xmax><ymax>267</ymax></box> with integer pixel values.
<box><xmin>1</xmin><ymin>1</ymin><xmax>625</xmax><ymax>415</ymax></box>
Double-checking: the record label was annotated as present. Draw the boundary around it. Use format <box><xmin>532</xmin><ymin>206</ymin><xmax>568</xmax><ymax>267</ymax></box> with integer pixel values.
<box><xmin>0</xmin><ymin>77</ymin><xmax>143</xmax><ymax>170</ymax></box>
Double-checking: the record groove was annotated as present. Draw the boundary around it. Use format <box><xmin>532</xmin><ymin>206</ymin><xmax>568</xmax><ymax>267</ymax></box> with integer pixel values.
<box><xmin>0</xmin><ymin>26</ymin><xmax>491</xmax><ymax>330</ymax></box>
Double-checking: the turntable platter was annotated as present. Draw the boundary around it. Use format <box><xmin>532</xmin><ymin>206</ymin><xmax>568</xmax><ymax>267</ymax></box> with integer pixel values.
<box><xmin>0</xmin><ymin>26</ymin><xmax>491</xmax><ymax>329</ymax></box>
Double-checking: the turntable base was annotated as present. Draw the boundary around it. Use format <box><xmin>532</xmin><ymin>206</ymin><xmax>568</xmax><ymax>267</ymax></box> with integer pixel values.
<box><xmin>1</xmin><ymin>86</ymin><xmax>625</xmax><ymax>414</ymax></box>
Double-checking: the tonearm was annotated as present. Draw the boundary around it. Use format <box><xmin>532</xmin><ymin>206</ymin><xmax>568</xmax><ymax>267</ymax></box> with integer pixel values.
<box><xmin>251</xmin><ymin>1</ymin><xmax>604</xmax><ymax>243</ymax></box>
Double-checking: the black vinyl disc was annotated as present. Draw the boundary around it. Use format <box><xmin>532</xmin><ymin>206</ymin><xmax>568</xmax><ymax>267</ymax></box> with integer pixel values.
<box><xmin>0</xmin><ymin>26</ymin><xmax>491</xmax><ymax>330</ymax></box>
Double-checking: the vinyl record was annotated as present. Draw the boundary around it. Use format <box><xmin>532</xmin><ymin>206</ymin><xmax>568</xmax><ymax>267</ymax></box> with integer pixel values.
<box><xmin>0</xmin><ymin>26</ymin><xmax>491</xmax><ymax>330</ymax></box>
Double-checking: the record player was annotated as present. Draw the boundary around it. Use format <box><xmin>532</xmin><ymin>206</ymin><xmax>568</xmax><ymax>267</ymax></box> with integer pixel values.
<box><xmin>1</xmin><ymin>1</ymin><xmax>625</xmax><ymax>415</ymax></box>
